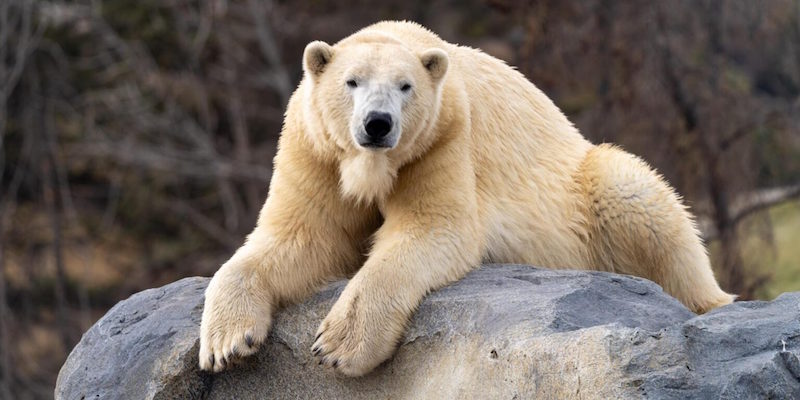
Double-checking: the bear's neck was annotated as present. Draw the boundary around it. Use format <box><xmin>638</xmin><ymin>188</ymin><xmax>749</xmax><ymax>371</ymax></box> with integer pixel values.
<box><xmin>338</xmin><ymin>152</ymin><xmax>397</xmax><ymax>204</ymax></box>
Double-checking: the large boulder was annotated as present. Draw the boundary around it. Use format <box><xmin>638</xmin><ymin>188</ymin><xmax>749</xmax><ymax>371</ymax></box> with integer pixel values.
<box><xmin>55</xmin><ymin>265</ymin><xmax>800</xmax><ymax>399</ymax></box>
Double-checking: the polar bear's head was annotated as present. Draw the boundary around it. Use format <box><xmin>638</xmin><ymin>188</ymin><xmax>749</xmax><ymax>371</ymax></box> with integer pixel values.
<box><xmin>301</xmin><ymin>34</ymin><xmax>449</xmax><ymax>202</ymax></box>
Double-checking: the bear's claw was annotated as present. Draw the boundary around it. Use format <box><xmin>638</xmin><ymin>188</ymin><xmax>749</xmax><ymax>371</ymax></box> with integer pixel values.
<box><xmin>308</xmin><ymin>285</ymin><xmax>404</xmax><ymax>376</ymax></box>
<box><xmin>198</xmin><ymin>265</ymin><xmax>273</xmax><ymax>373</ymax></box>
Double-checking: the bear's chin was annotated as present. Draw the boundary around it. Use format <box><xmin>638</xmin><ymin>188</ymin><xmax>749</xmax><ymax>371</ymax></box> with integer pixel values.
<box><xmin>339</xmin><ymin>152</ymin><xmax>396</xmax><ymax>204</ymax></box>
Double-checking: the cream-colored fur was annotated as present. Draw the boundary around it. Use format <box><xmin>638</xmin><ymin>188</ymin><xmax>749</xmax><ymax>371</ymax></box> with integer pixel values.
<box><xmin>199</xmin><ymin>21</ymin><xmax>734</xmax><ymax>376</ymax></box>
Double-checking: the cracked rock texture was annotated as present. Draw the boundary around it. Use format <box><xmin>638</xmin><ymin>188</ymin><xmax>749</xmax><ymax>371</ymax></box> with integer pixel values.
<box><xmin>55</xmin><ymin>265</ymin><xmax>800</xmax><ymax>399</ymax></box>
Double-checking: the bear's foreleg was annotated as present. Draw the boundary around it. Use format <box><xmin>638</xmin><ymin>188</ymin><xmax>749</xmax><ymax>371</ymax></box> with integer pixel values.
<box><xmin>199</xmin><ymin>145</ymin><xmax>380</xmax><ymax>372</ymax></box>
<box><xmin>312</xmin><ymin>137</ymin><xmax>483</xmax><ymax>376</ymax></box>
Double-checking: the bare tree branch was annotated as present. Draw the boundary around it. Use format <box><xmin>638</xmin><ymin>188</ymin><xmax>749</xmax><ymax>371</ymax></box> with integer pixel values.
<box><xmin>698</xmin><ymin>184</ymin><xmax>800</xmax><ymax>242</ymax></box>
<box><xmin>1</xmin><ymin>0</ymin><xmax>42</xmax><ymax>182</ymax></box>
<box><xmin>247</xmin><ymin>0</ymin><xmax>292</xmax><ymax>105</ymax></box>
<box><xmin>67</xmin><ymin>141</ymin><xmax>272</xmax><ymax>183</ymax></box>
<box><xmin>730</xmin><ymin>184</ymin><xmax>800</xmax><ymax>226</ymax></box>
<box><xmin>160</xmin><ymin>198</ymin><xmax>242</xmax><ymax>250</ymax></box>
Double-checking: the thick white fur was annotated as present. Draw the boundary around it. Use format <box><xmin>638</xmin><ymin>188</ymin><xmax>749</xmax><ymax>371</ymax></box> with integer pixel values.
<box><xmin>339</xmin><ymin>152</ymin><xmax>396</xmax><ymax>202</ymax></box>
<box><xmin>199</xmin><ymin>21</ymin><xmax>734</xmax><ymax>376</ymax></box>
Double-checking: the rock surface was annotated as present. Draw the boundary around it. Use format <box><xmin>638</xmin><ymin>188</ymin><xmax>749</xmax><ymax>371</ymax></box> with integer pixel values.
<box><xmin>55</xmin><ymin>265</ymin><xmax>800</xmax><ymax>399</ymax></box>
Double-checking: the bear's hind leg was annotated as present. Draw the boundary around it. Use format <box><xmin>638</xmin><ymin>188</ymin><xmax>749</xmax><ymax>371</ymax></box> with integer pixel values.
<box><xmin>579</xmin><ymin>144</ymin><xmax>734</xmax><ymax>314</ymax></box>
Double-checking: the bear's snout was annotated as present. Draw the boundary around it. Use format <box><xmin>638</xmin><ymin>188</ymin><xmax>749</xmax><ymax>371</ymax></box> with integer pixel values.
<box><xmin>364</xmin><ymin>111</ymin><xmax>393</xmax><ymax>140</ymax></box>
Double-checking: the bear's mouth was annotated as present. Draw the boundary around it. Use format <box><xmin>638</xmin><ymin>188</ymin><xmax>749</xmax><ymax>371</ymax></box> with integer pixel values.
<box><xmin>358</xmin><ymin>140</ymin><xmax>393</xmax><ymax>149</ymax></box>
<box><xmin>354</xmin><ymin>130</ymin><xmax>397</xmax><ymax>150</ymax></box>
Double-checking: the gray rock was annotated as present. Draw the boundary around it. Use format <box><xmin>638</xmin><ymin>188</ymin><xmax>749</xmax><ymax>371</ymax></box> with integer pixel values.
<box><xmin>55</xmin><ymin>265</ymin><xmax>800</xmax><ymax>399</ymax></box>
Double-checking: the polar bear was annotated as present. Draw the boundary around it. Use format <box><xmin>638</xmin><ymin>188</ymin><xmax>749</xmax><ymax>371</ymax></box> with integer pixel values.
<box><xmin>199</xmin><ymin>21</ymin><xmax>733</xmax><ymax>376</ymax></box>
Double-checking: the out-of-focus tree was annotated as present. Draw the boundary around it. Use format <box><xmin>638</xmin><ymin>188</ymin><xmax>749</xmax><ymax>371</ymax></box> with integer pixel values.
<box><xmin>1</xmin><ymin>0</ymin><xmax>44</xmax><ymax>397</ymax></box>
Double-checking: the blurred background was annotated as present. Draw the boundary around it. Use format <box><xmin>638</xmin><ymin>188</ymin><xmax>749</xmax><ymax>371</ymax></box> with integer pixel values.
<box><xmin>1</xmin><ymin>0</ymin><xmax>799</xmax><ymax>398</ymax></box>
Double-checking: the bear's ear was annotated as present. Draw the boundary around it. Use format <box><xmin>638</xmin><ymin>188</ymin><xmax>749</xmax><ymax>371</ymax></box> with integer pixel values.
<box><xmin>303</xmin><ymin>41</ymin><xmax>333</xmax><ymax>77</ymax></box>
<box><xmin>420</xmin><ymin>48</ymin><xmax>449</xmax><ymax>82</ymax></box>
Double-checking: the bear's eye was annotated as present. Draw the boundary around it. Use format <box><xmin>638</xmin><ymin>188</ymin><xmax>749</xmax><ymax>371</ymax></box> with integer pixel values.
<box><xmin>400</xmin><ymin>83</ymin><xmax>412</xmax><ymax>92</ymax></box>
<box><xmin>346</xmin><ymin>79</ymin><xmax>358</xmax><ymax>88</ymax></box>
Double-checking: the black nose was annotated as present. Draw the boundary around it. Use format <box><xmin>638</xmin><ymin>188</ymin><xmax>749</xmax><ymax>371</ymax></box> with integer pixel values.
<box><xmin>364</xmin><ymin>111</ymin><xmax>393</xmax><ymax>139</ymax></box>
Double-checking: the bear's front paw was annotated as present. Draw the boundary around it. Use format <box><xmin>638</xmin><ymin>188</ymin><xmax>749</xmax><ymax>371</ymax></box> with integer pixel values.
<box><xmin>312</xmin><ymin>283</ymin><xmax>407</xmax><ymax>376</ymax></box>
<box><xmin>199</xmin><ymin>268</ymin><xmax>272</xmax><ymax>373</ymax></box>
